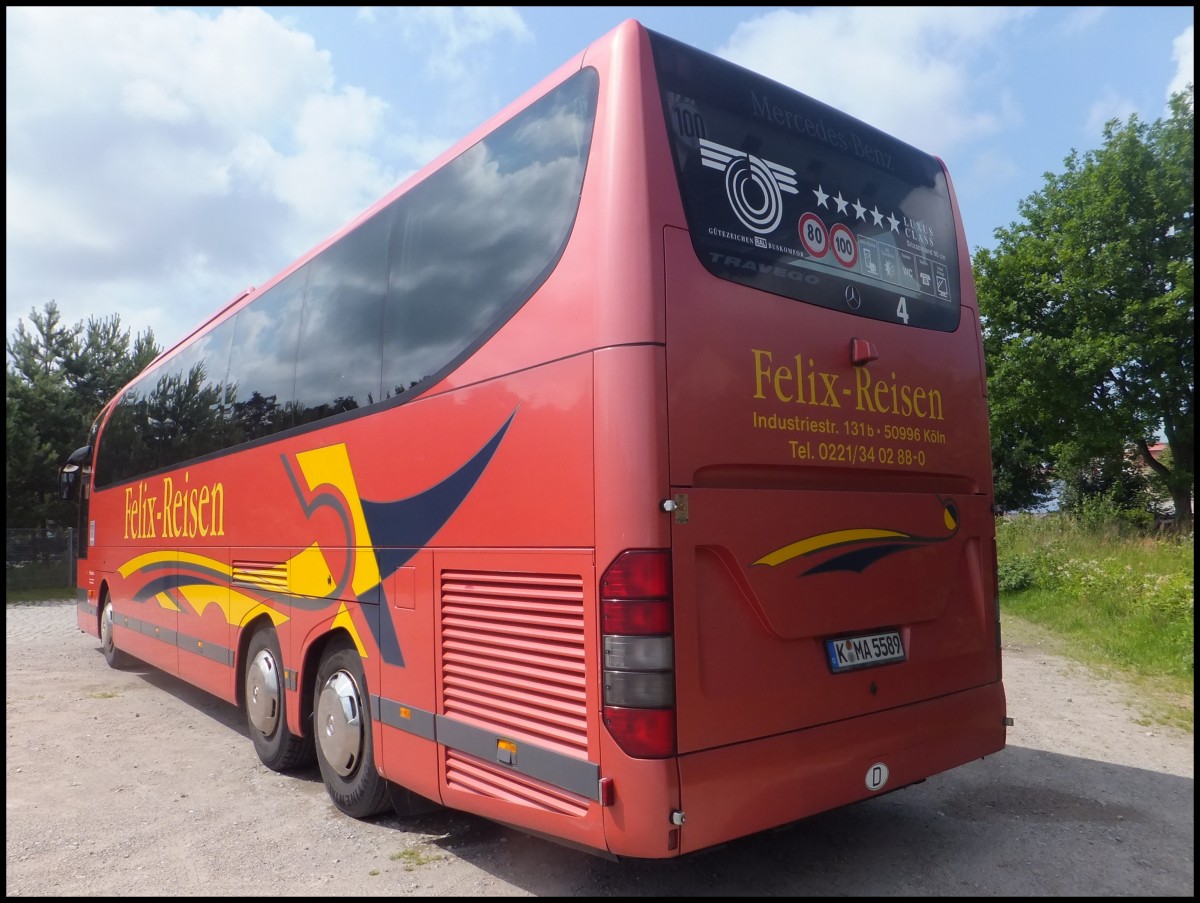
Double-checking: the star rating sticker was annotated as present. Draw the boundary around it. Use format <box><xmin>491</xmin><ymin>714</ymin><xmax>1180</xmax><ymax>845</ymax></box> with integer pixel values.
<box><xmin>812</xmin><ymin>184</ymin><xmax>830</xmax><ymax>208</ymax></box>
<box><xmin>887</xmin><ymin>212</ymin><xmax>900</xmax><ymax>233</ymax></box>
<box><xmin>853</xmin><ymin>198</ymin><xmax>867</xmax><ymax>221</ymax></box>
<box><xmin>870</xmin><ymin>205</ymin><xmax>884</xmax><ymax>226</ymax></box>
<box><xmin>833</xmin><ymin>192</ymin><xmax>849</xmax><ymax>215</ymax></box>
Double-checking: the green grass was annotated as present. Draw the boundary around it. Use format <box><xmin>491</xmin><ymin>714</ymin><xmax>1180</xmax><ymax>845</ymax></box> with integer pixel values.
<box><xmin>997</xmin><ymin>512</ymin><xmax>1194</xmax><ymax>731</ymax></box>
<box><xmin>389</xmin><ymin>848</ymin><xmax>444</xmax><ymax>871</ymax></box>
<box><xmin>5</xmin><ymin>586</ymin><xmax>76</xmax><ymax>603</ymax></box>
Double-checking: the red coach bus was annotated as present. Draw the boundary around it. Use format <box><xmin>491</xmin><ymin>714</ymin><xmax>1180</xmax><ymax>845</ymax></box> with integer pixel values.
<box><xmin>59</xmin><ymin>19</ymin><xmax>1007</xmax><ymax>859</ymax></box>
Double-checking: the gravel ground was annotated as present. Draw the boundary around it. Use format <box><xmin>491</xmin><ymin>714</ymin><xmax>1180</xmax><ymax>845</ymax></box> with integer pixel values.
<box><xmin>5</xmin><ymin>599</ymin><xmax>1193</xmax><ymax>896</ymax></box>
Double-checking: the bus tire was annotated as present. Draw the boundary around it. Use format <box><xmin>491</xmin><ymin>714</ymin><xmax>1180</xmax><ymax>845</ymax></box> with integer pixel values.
<box><xmin>313</xmin><ymin>638</ymin><xmax>391</xmax><ymax>818</ymax></box>
<box><xmin>244</xmin><ymin>626</ymin><xmax>314</xmax><ymax>772</ymax></box>
<box><xmin>99</xmin><ymin>592</ymin><xmax>132</xmax><ymax>670</ymax></box>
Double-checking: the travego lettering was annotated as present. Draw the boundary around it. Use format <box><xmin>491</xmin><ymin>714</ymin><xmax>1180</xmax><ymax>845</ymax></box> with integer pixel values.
<box><xmin>710</xmin><ymin>253</ymin><xmax>814</xmax><ymax>282</ymax></box>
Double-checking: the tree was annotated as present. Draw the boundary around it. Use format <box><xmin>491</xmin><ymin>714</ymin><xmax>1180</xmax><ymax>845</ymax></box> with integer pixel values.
<box><xmin>974</xmin><ymin>86</ymin><xmax>1194</xmax><ymax>528</ymax></box>
<box><xmin>6</xmin><ymin>301</ymin><xmax>158</xmax><ymax>528</ymax></box>
<box><xmin>64</xmin><ymin>314</ymin><xmax>160</xmax><ymax>421</ymax></box>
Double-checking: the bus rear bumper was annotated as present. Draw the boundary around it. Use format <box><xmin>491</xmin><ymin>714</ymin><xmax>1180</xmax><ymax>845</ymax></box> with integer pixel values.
<box><xmin>675</xmin><ymin>680</ymin><xmax>1007</xmax><ymax>855</ymax></box>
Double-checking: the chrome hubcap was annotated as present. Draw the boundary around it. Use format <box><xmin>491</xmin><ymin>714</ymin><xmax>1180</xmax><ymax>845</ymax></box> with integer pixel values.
<box><xmin>246</xmin><ymin>648</ymin><xmax>281</xmax><ymax>735</ymax></box>
<box><xmin>101</xmin><ymin>604</ymin><xmax>115</xmax><ymax>651</ymax></box>
<box><xmin>316</xmin><ymin>670</ymin><xmax>363</xmax><ymax>777</ymax></box>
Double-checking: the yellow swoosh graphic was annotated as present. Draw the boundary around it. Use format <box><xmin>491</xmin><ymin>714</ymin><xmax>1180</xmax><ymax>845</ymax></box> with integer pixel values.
<box><xmin>753</xmin><ymin>528</ymin><xmax>912</xmax><ymax>567</ymax></box>
<box><xmin>177</xmin><ymin>584</ymin><xmax>289</xmax><ymax>628</ymax></box>
<box><xmin>118</xmin><ymin>550</ymin><xmax>232</xmax><ymax>579</ymax></box>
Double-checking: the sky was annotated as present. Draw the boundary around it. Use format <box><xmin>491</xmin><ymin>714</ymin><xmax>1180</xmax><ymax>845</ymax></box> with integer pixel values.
<box><xmin>5</xmin><ymin>6</ymin><xmax>1194</xmax><ymax>355</ymax></box>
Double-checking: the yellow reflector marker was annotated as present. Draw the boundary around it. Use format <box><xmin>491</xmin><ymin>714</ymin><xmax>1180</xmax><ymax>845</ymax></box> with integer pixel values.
<box><xmin>496</xmin><ymin>739</ymin><xmax>518</xmax><ymax>766</ymax></box>
<box><xmin>944</xmin><ymin>506</ymin><xmax>958</xmax><ymax>531</ymax></box>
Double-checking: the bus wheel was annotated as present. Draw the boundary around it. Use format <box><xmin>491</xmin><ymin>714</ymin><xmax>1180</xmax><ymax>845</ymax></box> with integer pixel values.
<box><xmin>244</xmin><ymin>626</ymin><xmax>314</xmax><ymax>772</ymax></box>
<box><xmin>99</xmin><ymin>593</ymin><xmax>131</xmax><ymax>670</ymax></box>
<box><xmin>313</xmin><ymin>638</ymin><xmax>390</xmax><ymax>818</ymax></box>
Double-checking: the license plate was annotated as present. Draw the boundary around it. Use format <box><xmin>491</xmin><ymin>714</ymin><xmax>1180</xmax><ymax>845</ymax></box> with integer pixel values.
<box><xmin>826</xmin><ymin>630</ymin><xmax>905</xmax><ymax>673</ymax></box>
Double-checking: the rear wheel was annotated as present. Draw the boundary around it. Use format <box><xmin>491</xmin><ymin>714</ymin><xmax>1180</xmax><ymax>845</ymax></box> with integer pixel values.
<box><xmin>99</xmin><ymin>593</ymin><xmax>131</xmax><ymax>669</ymax></box>
<box><xmin>314</xmin><ymin>638</ymin><xmax>390</xmax><ymax>818</ymax></box>
<box><xmin>244</xmin><ymin>626</ymin><xmax>314</xmax><ymax>771</ymax></box>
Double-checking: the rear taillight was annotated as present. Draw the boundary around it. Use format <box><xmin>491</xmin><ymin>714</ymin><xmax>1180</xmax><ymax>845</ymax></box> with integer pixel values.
<box><xmin>600</xmin><ymin>549</ymin><xmax>676</xmax><ymax>758</ymax></box>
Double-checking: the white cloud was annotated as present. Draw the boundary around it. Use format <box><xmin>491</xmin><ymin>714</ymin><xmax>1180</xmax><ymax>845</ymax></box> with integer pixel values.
<box><xmin>4</xmin><ymin>6</ymin><xmax>399</xmax><ymax>349</ymax></box>
<box><xmin>1168</xmin><ymin>25</ymin><xmax>1193</xmax><ymax>100</ymax></box>
<box><xmin>968</xmin><ymin>150</ymin><xmax>1019</xmax><ymax>187</ymax></box>
<box><xmin>1085</xmin><ymin>91</ymin><xmax>1139</xmax><ymax>137</ymax></box>
<box><xmin>7</xmin><ymin>8</ymin><xmax>335</xmax><ymax>136</ymax></box>
<box><xmin>717</xmin><ymin>6</ymin><xmax>1034</xmax><ymax>153</ymax></box>
<box><xmin>1059</xmin><ymin>7</ymin><xmax>1107</xmax><ymax>35</ymax></box>
<box><xmin>389</xmin><ymin>6</ymin><xmax>532</xmax><ymax>81</ymax></box>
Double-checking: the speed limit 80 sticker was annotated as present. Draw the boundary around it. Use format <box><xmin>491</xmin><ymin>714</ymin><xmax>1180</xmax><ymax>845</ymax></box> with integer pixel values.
<box><xmin>798</xmin><ymin>212</ymin><xmax>829</xmax><ymax>258</ymax></box>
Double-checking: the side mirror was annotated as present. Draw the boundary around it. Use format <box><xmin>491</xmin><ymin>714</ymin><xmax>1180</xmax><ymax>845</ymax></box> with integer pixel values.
<box><xmin>59</xmin><ymin>466</ymin><xmax>79</xmax><ymax>501</ymax></box>
<box><xmin>59</xmin><ymin>444</ymin><xmax>92</xmax><ymax>501</ymax></box>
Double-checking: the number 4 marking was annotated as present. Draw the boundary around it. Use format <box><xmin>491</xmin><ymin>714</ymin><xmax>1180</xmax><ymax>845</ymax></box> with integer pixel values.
<box><xmin>896</xmin><ymin>296</ymin><xmax>910</xmax><ymax>324</ymax></box>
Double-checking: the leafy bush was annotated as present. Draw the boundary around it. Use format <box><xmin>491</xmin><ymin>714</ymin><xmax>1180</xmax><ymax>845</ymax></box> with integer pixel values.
<box><xmin>996</xmin><ymin>510</ymin><xmax>1194</xmax><ymax>693</ymax></box>
<box><xmin>997</xmin><ymin>555</ymin><xmax>1037</xmax><ymax>592</ymax></box>
<box><xmin>1073</xmin><ymin>491</ymin><xmax>1157</xmax><ymax>534</ymax></box>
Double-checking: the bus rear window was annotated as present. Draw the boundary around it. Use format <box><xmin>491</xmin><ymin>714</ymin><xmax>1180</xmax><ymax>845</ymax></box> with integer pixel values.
<box><xmin>650</xmin><ymin>31</ymin><xmax>961</xmax><ymax>332</ymax></box>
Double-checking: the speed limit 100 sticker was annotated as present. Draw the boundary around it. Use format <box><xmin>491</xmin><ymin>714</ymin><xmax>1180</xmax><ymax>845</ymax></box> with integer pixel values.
<box><xmin>798</xmin><ymin>212</ymin><xmax>829</xmax><ymax>258</ymax></box>
<box><xmin>830</xmin><ymin>223</ymin><xmax>858</xmax><ymax>268</ymax></box>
